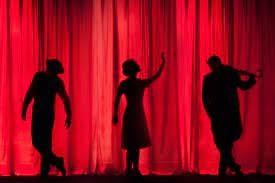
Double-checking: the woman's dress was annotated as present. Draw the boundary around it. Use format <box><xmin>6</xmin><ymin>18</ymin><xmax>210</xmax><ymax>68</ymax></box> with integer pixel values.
<box><xmin>120</xmin><ymin>78</ymin><xmax>151</xmax><ymax>149</ymax></box>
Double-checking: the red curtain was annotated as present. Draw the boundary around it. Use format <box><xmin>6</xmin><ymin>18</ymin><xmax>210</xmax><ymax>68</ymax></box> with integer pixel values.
<box><xmin>0</xmin><ymin>0</ymin><xmax>275</xmax><ymax>175</ymax></box>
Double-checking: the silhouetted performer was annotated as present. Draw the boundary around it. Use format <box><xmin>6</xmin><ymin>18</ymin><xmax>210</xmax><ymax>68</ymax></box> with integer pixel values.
<box><xmin>202</xmin><ymin>55</ymin><xmax>256</xmax><ymax>176</ymax></box>
<box><xmin>113</xmin><ymin>53</ymin><xmax>166</xmax><ymax>176</ymax></box>
<box><xmin>22</xmin><ymin>59</ymin><xmax>72</xmax><ymax>177</ymax></box>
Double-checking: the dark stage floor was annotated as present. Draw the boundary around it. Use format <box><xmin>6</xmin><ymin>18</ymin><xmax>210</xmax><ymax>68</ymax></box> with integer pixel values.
<box><xmin>0</xmin><ymin>175</ymin><xmax>274</xmax><ymax>183</ymax></box>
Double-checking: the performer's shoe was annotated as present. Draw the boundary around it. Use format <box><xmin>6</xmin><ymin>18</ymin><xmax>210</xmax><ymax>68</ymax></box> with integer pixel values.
<box><xmin>125</xmin><ymin>168</ymin><xmax>135</xmax><ymax>176</ymax></box>
<box><xmin>218</xmin><ymin>164</ymin><xmax>227</xmax><ymax>177</ymax></box>
<box><xmin>228</xmin><ymin>163</ymin><xmax>244</xmax><ymax>176</ymax></box>
<box><xmin>56</xmin><ymin>157</ymin><xmax>66</xmax><ymax>176</ymax></box>
<box><xmin>133</xmin><ymin>169</ymin><xmax>142</xmax><ymax>177</ymax></box>
<box><xmin>40</xmin><ymin>172</ymin><xmax>49</xmax><ymax>179</ymax></box>
<box><xmin>40</xmin><ymin>160</ymin><xmax>50</xmax><ymax>178</ymax></box>
<box><xmin>218</xmin><ymin>171</ymin><xmax>227</xmax><ymax>177</ymax></box>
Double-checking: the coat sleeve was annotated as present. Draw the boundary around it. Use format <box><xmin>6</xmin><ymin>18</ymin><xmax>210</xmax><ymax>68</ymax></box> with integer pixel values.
<box><xmin>235</xmin><ymin>72</ymin><xmax>256</xmax><ymax>90</ymax></box>
<box><xmin>202</xmin><ymin>77</ymin><xmax>215</xmax><ymax>118</ymax></box>
<box><xmin>22</xmin><ymin>72</ymin><xmax>40</xmax><ymax>117</ymax></box>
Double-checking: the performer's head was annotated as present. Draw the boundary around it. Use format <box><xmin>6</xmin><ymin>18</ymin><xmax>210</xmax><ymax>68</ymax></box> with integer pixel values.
<box><xmin>46</xmin><ymin>59</ymin><xmax>64</xmax><ymax>75</ymax></box>
<box><xmin>207</xmin><ymin>55</ymin><xmax>222</xmax><ymax>71</ymax></box>
<box><xmin>122</xmin><ymin>59</ymin><xmax>141</xmax><ymax>77</ymax></box>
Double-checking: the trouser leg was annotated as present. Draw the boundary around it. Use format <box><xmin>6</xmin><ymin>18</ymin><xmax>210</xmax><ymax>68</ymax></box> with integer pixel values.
<box><xmin>40</xmin><ymin>155</ymin><xmax>50</xmax><ymax>176</ymax></box>
<box><xmin>34</xmin><ymin>141</ymin><xmax>65</xmax><ymax>176</ymax></box>
<box><xmin>32</xmin><ymin>130</ymin><xmax>60</xmax><ymax>175</ymax></box>
<box><xmin>224</xmin><ymin>143</ymin><xmax>243</xmax><ymax>175</ymax></box>
<box><xmin>217</xmin><ymin>140</ymin><xmax>233</xmax><ymax>175</ymax></box>
<box><xmin>219</xmin><ymin>149</ymin><xmax>227</xmax><ymax>175</ymax></box>
<box><xmin>218</xmin><ymin>141</ymin><xmax>243</xmax><ymax>176</ymax></box>
<box><xmin>33</xmin><ymin>142</ymin><xmax>51</xmax><ymax>176</ymax></box>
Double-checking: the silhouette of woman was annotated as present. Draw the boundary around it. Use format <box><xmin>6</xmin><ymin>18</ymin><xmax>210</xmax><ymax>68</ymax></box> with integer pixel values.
<box><xmin>113</xmin><ymin>53</ymin><xmax>166</xmax><ymax>176</ymax></box>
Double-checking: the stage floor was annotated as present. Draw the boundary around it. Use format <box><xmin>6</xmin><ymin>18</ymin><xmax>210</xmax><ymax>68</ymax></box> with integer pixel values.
<box><xmin>0</xmin><ymin>175</ymin><xmax>274</xmax><ymax>183</ymax></box>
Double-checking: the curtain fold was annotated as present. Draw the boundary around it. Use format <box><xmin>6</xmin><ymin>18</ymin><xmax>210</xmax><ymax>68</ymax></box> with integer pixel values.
<box><xmin>0</xmin><ymin>0</ymin><xmax>274</xmax><ymax>175</ymax></box>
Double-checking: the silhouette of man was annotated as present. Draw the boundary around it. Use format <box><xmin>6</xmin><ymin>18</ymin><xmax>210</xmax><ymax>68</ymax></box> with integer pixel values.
<box><xmin>202</xmin><ymin>55</ymin><xmax>256</xmax><ymax>176</ymax></box>
<box><xmin>22</xmin><ymin>59</ymin><xmax>72</xmax><ymax>177</ymax></box>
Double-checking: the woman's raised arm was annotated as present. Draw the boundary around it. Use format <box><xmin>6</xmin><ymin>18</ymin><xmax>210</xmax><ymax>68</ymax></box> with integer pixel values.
<box><xmin>143</xmin><ymin>52</ymin><xmax>166</xmax><ymax>87</ymax></box>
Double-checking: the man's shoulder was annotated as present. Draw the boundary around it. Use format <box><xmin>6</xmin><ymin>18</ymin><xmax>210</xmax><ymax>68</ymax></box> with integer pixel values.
<box><xmin>204</xmin><ymin>73</ymin><xmax>213</xmax><ymax>80</ymax></box>
<box><xmin>55</xmin><ymin>76</ymin><xmax>64</xmax><ymax>84</ymax></box>
<box><xmin>223</xmin><ymin>65</ymin><xmax>235</xmax><ymax>72</ymax></box>
<box><xmin>33</xmin><ymin>71</ymin><xmax>46</xmax><ymax>79</ymax></box>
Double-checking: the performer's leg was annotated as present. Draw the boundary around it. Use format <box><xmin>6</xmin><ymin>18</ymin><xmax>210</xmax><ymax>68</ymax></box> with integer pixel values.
<box><xmin>225</xmin><ymin>143</ymin><xmax>235</xmax><ymax>165</ymax></box>
<box><xmin>226</xmin><ymin>142</ymin><xmax>243</xmax><ymax>176</ymax></box>
<box><xmin>218</xmin><ymin>147</ymin><xmax>228</xmax><ymax>176</ymax></box>
<box><xmin>126</xmin><ymin>149</ymin><xmax>133</xmax><ymax>174</ymax></box>
<box><xmin>219</xmin><ymin>142</ymin><xmax>235</xmax><ymax>173</ymax></box>
<box><xmin>215</xmin><ymin>137</ymin><xmax>228</xmax><ymax>176</ymax></box>
<box><xmin>132</xmin><ymin>149</ymin><xmax>140</xmax><ymax>172</ymax></box>
<box><xmin>127</xmin><ymin>148</ymin><xmax>141</xmax><ymax>176</ymax></box>
<box><xmin>44</xmin><ymin>130</ymin><xmax>66</xmax><ymax>176</ymax></box>
<box><xmin>40</xmin><ymin>155</ymin><xmax>50</xmax><ymax>177</ymax></box>
<box><xmin>33</xmin><ymin>144</ymin><xmax>51</xmax><ymax>177</ymax></box>
<box><xmin>32</xmin><ymin>134</ymin><xmax>51</xmax><ymax>177</ymax></box>
<box><xmin>50</xmin><ymin>155</ymin><xmax>66</xmax><ymax>176</ymax></box>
